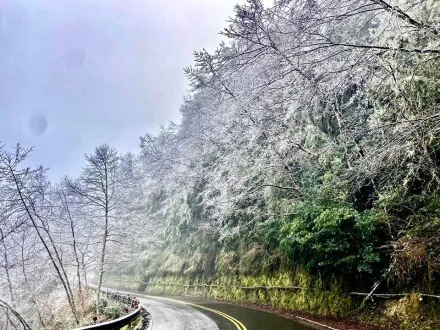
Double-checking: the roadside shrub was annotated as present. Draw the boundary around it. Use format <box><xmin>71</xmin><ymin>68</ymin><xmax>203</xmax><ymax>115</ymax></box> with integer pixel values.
<box><xmin>94</xmin><ymin>297</ymin><xmax>109</xmax><ymax>311</ymax></box>
<box><xmin>103</xmin><ymin>301</ymin><xmax>124</xmax><ymax>319</ymax></box>
<box><xmin>279</xmin><ymin>202</ymin><xmax>381</xmax><ymax>279</ymax></box>
<box><xmin>93</xmin><ymin>297</ymin><xmax>124</xmax><ymax>320</ymax></box>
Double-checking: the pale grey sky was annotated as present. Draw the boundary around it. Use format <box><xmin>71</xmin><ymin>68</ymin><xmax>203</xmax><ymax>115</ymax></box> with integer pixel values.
<box><xmin>0</xmin><ymin>0</ymin><xmax>254</xmax><ymax>180</ymax></box>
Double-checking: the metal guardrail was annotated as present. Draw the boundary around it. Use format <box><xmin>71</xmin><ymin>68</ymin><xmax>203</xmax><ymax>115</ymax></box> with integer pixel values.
<box><xmin>74</xmin><ymin>289</ymin><xmax>142</xmax><ymax>330</ymax></box>
<box><xmin>113</xmin><ymin>278</ymin><xmax>440</xmax><ymax>301</ymax></box>
<box><xmin>113</xmin><ymin>278</ymin><xmax>302</xmax><ymax>290</ymax></box>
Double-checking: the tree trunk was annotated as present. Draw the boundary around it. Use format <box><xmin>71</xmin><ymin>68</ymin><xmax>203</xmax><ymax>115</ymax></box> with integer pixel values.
<box><xmin>96</xmin><ymin>210</ymin><xmax>109</xmax><ymax>314</ymax></box>
<box><xmin>7</xmin><ymin>167</ymin><xmax>79</xmax><ymax>324</ymax></box>
<box><xmin>81</xmin><ymin>254</ymin><xmax>89</xmax><ymax>288</ymax></box>
<box><xmin>0</xmin><ymin>299</ymin><xmax>32</xmax><ymax>330</ymax></box>
<box><xmin>62</xmin><ymin>189</ymin><xmax>84</xmax><ymax>309</ymax></box>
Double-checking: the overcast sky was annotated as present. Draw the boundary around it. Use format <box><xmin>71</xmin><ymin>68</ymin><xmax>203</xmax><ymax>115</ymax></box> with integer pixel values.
<box><xmin>0</xmin><ymin>0</ymin><xmax>266</xmax><ymax>180</ymax></box>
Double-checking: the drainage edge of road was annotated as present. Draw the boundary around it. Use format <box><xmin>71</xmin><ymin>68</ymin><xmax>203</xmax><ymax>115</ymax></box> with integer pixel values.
<box><xmin>146</xmin><ymin>312</ymin><xmax>153</xmax><ymax>330</ymax></box>
<box><xmin>295</xmin><ymin>316</ymin><xmax>340</xmax><ymax>330</ymax></box>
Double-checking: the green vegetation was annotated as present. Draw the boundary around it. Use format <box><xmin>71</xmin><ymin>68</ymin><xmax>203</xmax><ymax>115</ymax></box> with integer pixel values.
<box><xmin>94</xmin><ymin>298</ymin><xmax>125</xmax><ymax>320</ymax></box>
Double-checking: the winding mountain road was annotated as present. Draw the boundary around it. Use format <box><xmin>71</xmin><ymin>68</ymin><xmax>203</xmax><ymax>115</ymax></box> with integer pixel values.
<box><xmin>105</xmin><ymin>288</ymin><xmax>317</xmax><ymax>330</ymax></box>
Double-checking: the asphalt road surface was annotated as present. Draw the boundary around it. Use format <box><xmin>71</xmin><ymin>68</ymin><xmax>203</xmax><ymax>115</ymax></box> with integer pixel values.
<box><xmin>138</xmin><ymin>296</ymin><xmax>218</xmax><ymax>330</ymax></box>
<box><xmin>107</xmin><ymin>288</ymin><xmax>315</xmax><ymax>330</ymax></box>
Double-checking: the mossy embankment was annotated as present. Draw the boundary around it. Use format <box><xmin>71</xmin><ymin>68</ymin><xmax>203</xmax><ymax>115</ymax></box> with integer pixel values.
<box><xmin>105</xmin><ymin>269</ymin><xmax>440</xmax><ymax>330</ymax></box>
<box><xmin>146</xmin><ymin>271</ymin><xmax>353</xmax><ymax>318</ymax></box>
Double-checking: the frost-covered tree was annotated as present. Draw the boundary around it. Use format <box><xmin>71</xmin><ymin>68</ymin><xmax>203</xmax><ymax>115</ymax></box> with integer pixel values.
<box><xmin>64</xmin><ymin>144</ymin><xmax>132</xmax><ymax>313</ymax></box>
<box><xmin>135</xmin><ymin>0</ymin><xmax>440</xmax><ymax>286</ymax></box>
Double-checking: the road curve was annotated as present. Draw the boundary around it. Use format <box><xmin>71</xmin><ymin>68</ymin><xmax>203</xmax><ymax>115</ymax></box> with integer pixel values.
<box><xmin>105</xmin><ymin>288</ymin><xmax>242</xmax><ymax>330</ymax></box>
<box><xmin>137</xmin><ymin>295</ymin><xmax>219</xmax><ymax>330</ymax></box>
<box><xmin>102</xmin><ymin>287</ymin><xmax>315</xmax><ymax>330</ymax></box>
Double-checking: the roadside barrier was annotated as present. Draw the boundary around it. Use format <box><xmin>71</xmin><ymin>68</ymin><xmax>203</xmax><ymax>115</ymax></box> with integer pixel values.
<box><xmin>112</xmin><ymin>278</ymin><xmax>440</xmax><ymax>300</ymax></box>
<box><xmin>113</xmin><ymin>279</ymin><xmax>302</xmax><ymax>290</ymax></box>
<box><xmin>74</xmin><ymin>288</ymin><xmax>147</xmax><ymax>330</ymax></box>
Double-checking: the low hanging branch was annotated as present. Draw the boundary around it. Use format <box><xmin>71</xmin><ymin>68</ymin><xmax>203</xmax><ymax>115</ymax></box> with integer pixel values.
<box><xmin>325</xmin><ymin>42</ymin><xmax>440</xmax><ymax>55</ymax></box>
<box><xmin>0</xmin><ymin>299</ymin><xmax>32</xmax><ymax>330</ymax></box>
<box><xmin>243</xmin><ymin>184</ymin><xmax>299</xmax><ymax>199</ymax></box>
<box><xmin>370</xmin><ymin>0</ymin><xmax>439</xmax><ymax>35</ymax></box>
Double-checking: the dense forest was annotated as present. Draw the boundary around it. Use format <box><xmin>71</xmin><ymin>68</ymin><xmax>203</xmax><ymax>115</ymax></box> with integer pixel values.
<box><xmin>2</xmin><ymin>0</ymin><xmax>440</xmax><ymax>329</ymax></box>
